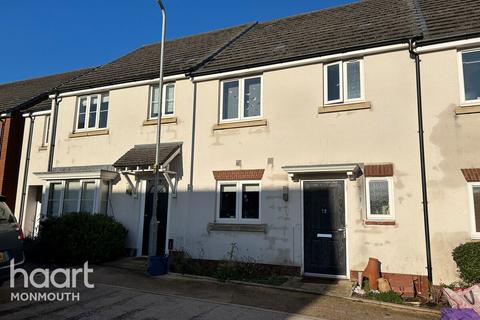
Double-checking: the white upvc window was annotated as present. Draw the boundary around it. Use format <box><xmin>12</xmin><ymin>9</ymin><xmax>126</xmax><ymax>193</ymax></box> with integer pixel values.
<box><xmin>75</xmin><ymin>93</ymin><xmax>109</xmax><ymax>131</ymax></box>
<box><xmin>149</xmin><ymin>83</ymin><xmax>175</xmax><ymax>119</ymax></box>
<box><xmin>324</xmin><ymin>59</ymin><xmax>364</xmax><ymax>105</ymax></box>
<box><xmin>366</xmin><ymin>177</ymin><xmax>395</xmax><ymax>221</ymax></box>
<box><xmin>42</xmin><ymin>115</ymin><xmax>51</xmax><ymax>146</ymax></box>
<box><xmin>46</xmin><ymin>179</ymin><xmax>110</xmax><ymax>217</ymax></box>
<box><xmin>220</xmin><ymin>76</ymin><xmax>262</xmax><ymax>122</ymax></box>
<box><xmin>467</xmin><ymin>183</ymin><xmax>480</xmax><ymax>239</ymax></box>
<box><xmin>458</xmin><ymin>49</ymin><xmax>480</xmax><ymax>105</ymax></box>
<box><xmin>217</xmin><ymin>181</ymin><xmax>261</xmax><ymax>223</ymax></box>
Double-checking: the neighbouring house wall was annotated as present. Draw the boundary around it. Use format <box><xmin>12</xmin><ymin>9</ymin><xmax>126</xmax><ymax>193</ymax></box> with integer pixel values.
<box><xmin>185</xmin><ymin>49</ymin><xmax>429</xmax><ymax>278</ymax></box>
<box><xmin>15</xmin><ymin>114</ymin><xmax>51</xmax><ymax>230</ymax></box>
<box><xmin>0</xmin><ymin>112</ymin><xmax>25</xmax><ymax>210</ymax></box>
<box><xmin>49</xmin><ymin>79</ymin><xmax>194</xmax><ymax>250</ymax></box>
<box><xmin>420</xmin><ymin>48</ymin><xmax>480</xmax><ymax>284</ymax></box>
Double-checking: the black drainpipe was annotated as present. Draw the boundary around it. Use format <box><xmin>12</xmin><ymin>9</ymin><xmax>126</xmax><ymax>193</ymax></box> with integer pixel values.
<box><xmin>48</xmin><ymin>92</ymin><xmax>61</xmax><ymax>171</ymax></box>
<box><xmin>18</xmin><ymin>115</ymin><xmax>35</xmax><ymax>228</ymax></box>
<box><xmin>188</xmin><ymin>81</ymin><xmax>197</xmax><ymax>191</ymax></box>
<box><xmin>408</xmin><ymin>38</ymin><xmax>433</xmax><ymax>285</ymax></box>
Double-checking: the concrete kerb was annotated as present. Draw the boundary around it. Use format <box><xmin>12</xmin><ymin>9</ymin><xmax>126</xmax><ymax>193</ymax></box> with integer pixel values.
<box><xmin>166</xmin><ymin>272</ymin><xmax>441</xmax><ymax>316</ymax></box>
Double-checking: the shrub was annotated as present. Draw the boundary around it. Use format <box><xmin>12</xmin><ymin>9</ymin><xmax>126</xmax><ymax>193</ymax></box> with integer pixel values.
<box><xmin>452</xmin><ymin>241</ymin><xmax>480</xmax><ymax>284</ymax></box>
<box><xmin>26</xmin><ymin>213</ymin><xmax>127</xmax><ymax>265</ymax></box>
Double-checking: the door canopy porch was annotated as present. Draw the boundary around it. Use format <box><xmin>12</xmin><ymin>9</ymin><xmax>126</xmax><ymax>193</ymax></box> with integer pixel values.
<box><xmin>113</xmin><ymin>142</ymin><xmax>182</xmax><ymax>197</ymax></box>
<box><xmin>282</xmin><ymin>163</ymin><xmax>363</xmax><ymax>181</ymax></box>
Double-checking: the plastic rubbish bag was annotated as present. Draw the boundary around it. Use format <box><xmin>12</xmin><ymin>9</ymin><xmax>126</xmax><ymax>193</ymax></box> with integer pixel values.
<box><xmin>443</xmin><ymin>285</ymin><xmax>480</xmax><ymax>315</ymax></box>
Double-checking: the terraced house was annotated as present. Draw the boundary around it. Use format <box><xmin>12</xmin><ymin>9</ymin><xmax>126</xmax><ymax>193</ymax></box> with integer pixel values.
<box><xmin>13</xmin><ymin>0</ymin><xmax>480</xmax><ymax>294</ymax></box>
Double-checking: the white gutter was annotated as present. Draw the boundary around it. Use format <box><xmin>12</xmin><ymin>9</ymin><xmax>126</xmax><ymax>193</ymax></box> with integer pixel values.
<box><xmin>48</xmin><ymin>74</ymin><xmax>186</xmax><ymax>98</ymax></box>
<box><xmin>192</xmin><ymin>43</ymin><xmax>408</xmax><ymax>82</ymax></box>
<box><xmin>0</xmin><ymin>113</ymin><xmax>10</xmax><ymax>118</ymax></box>
<box><xmin>22</xmin><ymin>110</ymin><xmax>51</xmax><ymax>118</ymax></box>
<box><xmin>417</xmin><ymin>37</ymin><xmax>480</xmax><ymax>54</ymax></box>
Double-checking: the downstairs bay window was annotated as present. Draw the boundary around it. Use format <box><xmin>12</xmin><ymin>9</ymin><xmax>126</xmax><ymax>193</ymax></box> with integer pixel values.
<box><xmin>46</xmin><ymin>180</ymin><xmax>110</xmax><ymax>217</ymax></box>
<box><xmin>217</xmin><ymin>181</ymin><xmax>260</xmax><ymax>223</ymax></box>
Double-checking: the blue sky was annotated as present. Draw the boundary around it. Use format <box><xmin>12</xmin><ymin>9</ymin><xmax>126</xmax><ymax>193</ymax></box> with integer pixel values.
<box><xmin>0</xmin><ymin>0</ymin><xmax>353</xmax><ymax>84</ymax></box>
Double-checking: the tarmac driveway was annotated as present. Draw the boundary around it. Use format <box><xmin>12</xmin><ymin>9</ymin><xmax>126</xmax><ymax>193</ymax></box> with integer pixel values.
<box><xmin>0</xmin><ymin>265</ymin><xmax>439</xmax><ymax>320</ymax></box>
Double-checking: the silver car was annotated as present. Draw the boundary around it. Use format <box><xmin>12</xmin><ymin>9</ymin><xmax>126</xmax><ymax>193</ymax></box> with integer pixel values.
<box><xmin>0</xmin><ymin>196</ymin><xmax>24</xmax><ymax>285</ymax></box>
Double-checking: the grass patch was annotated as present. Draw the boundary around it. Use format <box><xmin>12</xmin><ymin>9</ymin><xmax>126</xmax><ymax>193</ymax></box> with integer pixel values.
<box><xmin>365</xmin><ymin>290</ymin><xmax>404</xmax><ymax>304</ymax></box>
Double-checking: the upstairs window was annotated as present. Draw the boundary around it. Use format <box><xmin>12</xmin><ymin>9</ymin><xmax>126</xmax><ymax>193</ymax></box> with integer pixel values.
<box><xmin>366</xmin><ymin>177</ymin><xmax>394</xmax><ymax>221</ymax></box>
<box><xmin>149</xmin><ymin>83</ymin><xmax>175</xmax><ymax>119</ymax></box>
<box><xmin>42</xmin><ymin>115</ymin><xmax>51</xmax><ymax>146</ymax></box>
<box><xmin>76</xmin><ymin>93</ymin><xmax>109</xmax><ymax>131</ymax></box>
<box><xmin>324</xmin><ymin>60</ymin><xmax>364</xmax><ymax>105</ymax></box>
<box><xmin>217</xmin><ymin>181</ymin><xmax>260</xmax><ymax>222</ymax></box>
<box><xmin>459</xmin><ymin>50</ymin><xmax>480</xmax><ymax>105</ymax></box>
<box><xmin>221</xmin><ymin>76</ymin><xmax>262</xmax><ymax>122</ymax></box>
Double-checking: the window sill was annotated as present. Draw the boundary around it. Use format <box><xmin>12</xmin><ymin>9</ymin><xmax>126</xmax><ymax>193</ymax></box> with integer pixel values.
<box><xmin>143</xmin><ymin>117</ymin><xmax>177</xmax><ymax>126</ymax></box>
<box><xmin>364</xmin><ymin>220</ymin><xmax>396</xmax><ymax>226</ymax></box>
<box><xmin>69</xmin><ymin>129</ymin><xmax>109</xmax><ymax>138</ymax></box>
<box><xmin>455</xmin><ymin>104</ymin><xmax>480</xmax><ymax>115</ymax></box>
<box><xmin>38</xmin><ymin>146</ymin><xmax>48</xmax><ymax>151</ymax></box>
<box><xmin>208</xmin><ymin>222</ymin><xmax>267</xmax><ymax>233</ymax></box>
<box><xmin>213</xmin><ymin>119</ymin><xmax>267</xmax><ymax>131</ymax></box>
<box><xmin>319</xmin><ymin>101</ymin><xmax>371</xmax><ymax>114</ymax></box>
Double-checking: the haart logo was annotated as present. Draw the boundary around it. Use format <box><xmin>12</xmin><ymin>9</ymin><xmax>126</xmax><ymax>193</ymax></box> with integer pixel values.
<box><xmin>9</xmin><ymin>260</ymin><xmax>94</xmax><ymax>302</ymax></box>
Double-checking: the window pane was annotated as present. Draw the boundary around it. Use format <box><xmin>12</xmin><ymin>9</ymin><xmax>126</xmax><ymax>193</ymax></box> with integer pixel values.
<box><xmin>99</xmin><ymin>94</ymin><xmax>109</xmax><ymax>128</ymax></box>
<box><xmin>219</xmin><ymin>184</ymin><xmax>236</xmax><ymax>219</ymax></box>
<box><xmin>88</xmin><ymin>96</ymin><xmax>98</xmax><ymax>128</ymax></box>
<box><xmin>327</xmin><ymin>64</ymin><xmax>341</xmax><ymax>101</ymax></box>
<box><xmin>0</xmin><ymin>202</ymin><xmax>14</xmax><ymax>224</ymax></box>
<box><xmin>346</xmin><ymin>61</ymin><xmax>361</xmax><ymax>100</ymax></box>
<box><xmin>100</xmin><ymin>181</ymin><xmax>109</xmax><ymax>215</ymax></box>
<box><xmin>244</xmin><ymin>78</ymin><xmax>261</xmax><ymax>117</ymax></box>
<box><xmin>165</xmin><ymin>84</ymin><xmax>175</xmax><ymax>115</ymax></box>
<box><xmin>150</xmin><ymin>85</ymin><xmax>160</xmax><ymax>118</ymax></box>
<box><xmin>80</xmin><ymin>182</ymin><xmax>96</xmax><ymax>213</ymax></box>
<box><xmin>47</xmin><ymin>183</ymin><xmax>62</xmax><ymax>217</ymax></box>
<box><xmin>473</xmin><ymin>186</ymin><xmax>480</xmax><ymax>232</ymax></box>
<box><xmin>462</xmin><ymin>51</ymin><xmax>480</xmax><ymax>101</ymax></box>
<box><xmin>63</xmin><ymin>181</ymin><xmax>80</xmax><ymax>213</ymax></box>
<box><xmin>222</xmin><ymin>81</ymin><xmax>239</xmax><ymax>120</ymax></box>
<box><xmin>77</xmin><ymin>98</ymin><xmax>87</xmax><ymax>129</ymax></box>
<box><xmin>242</xmin><ymin>184</ymin><xmax>259</xmax><ymax>219</ymax></box>
<box><xmin>369</xmin><ymin>180</ymin><xmax>390</xmax><ymax>215</ymax></box>
<box><xmin>43</xmin><ymin>115</ymin><xmax>50</xmax><ymax>145</ymax></box>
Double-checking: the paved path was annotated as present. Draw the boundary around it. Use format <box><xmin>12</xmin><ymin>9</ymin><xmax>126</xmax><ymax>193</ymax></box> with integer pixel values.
<box><xmin>0</xmin><ymin>265</ymin><xmax>439</xmax><ymax>320</ymax></box>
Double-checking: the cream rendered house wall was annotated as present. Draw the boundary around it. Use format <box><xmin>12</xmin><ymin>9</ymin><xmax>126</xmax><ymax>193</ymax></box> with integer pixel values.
<box><xmin>185</xmin><ymin>49</ymin><xmax>430</xmax><ymax>278</ymax></box>
<box><xmin>420</xmin><ymin>48</ymin><xmax>480</xmax><ymax>284</ymax></box>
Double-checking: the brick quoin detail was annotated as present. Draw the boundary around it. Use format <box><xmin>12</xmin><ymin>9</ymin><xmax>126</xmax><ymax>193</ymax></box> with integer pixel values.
<box><xmin>364</xmin><ymin>163</ymin><xmax>394</xmax><ymax>177</ymax></box>
<box><xmin>213</xmin><ymin>169</ymin><xmax>264</xmax><ymax>181</ymax></box>
<box><xmin>461</xmin><ymin>168</ymin><xmax>480</xmax><ymax>182</ymax></box>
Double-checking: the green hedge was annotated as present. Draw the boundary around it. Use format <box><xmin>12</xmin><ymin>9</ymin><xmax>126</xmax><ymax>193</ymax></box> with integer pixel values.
<box><xmin>26</xmin><ymin>213</ymin><xmax>127</xmax><ymax>265</ymax></box>
<box><xmin>452</xmin><ymin>241</ymin><xmax>480</xmax><ymax>284</ymax></box>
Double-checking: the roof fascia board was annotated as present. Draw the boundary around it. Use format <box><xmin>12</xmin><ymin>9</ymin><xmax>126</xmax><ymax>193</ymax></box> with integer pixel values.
<box><xmin>192</xmin><ymin>43</ymin><xmax>408</xmax><ymax>82</ymax></box>
<box><xmin>49</xmin><ymin>74</ymin><xmax>187</xmax><ymax>98</ymax></box>
<box><xmin>417</xmin><ymin>36</ymin><xmax>480</xmax><ymax>54</ymax></box>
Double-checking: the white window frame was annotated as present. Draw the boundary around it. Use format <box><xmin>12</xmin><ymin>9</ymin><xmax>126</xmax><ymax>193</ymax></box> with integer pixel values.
<box><xmin>467</xmin><ymin>182</ymin><xmax>480</xmax><ymax>239</ymax></box>
<box><xmin>148</xmin><ymin>83</ymin><xmax>176</xmax><ymax>120</ymax></box>
<box><xmin>324</xmin><ymin>59</ymin><xmax>364</xmax><ymax>105</ymax></box>
<box><xmin>458</xmin><ymin>49</ymin><xmax>480</xmax><ymax>106</ymax></box>
<box><xmin>42</xmin><ymin>115</ymin><xmax>51</xmax><ymax>146</ymax></box>
<box><xmin>216</xmin><ymin>180</ymin><xmax>261</xmax><ymax>223</ymax></box>
<box><xmin>75</xmin><ymin>93</ymin><xmax>109</xmax><ymax>131</ymax></box>
<box><xmin>365</xmin><ymin>177</ymin><xmax>395</xmax><ymax>221</ymax></box>
<box><xmin>219</xmin><ymin>76</ymin><xmax>263</xmax><ymax>123</ymax></box>
<box><xmin>45</xmin><ymin>179</ymin><xmax>106</xmax><ymax>216</ymax></box>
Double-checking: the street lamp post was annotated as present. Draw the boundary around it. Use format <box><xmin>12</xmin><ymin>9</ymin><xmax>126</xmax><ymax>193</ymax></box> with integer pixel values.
<box><xmin>148</xmin><ymin>0</ymin><xmax>167</xmax><ymax>258</ymax></box>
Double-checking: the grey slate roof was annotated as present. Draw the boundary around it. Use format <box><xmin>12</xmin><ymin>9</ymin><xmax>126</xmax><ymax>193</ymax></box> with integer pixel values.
<box><xmin>113</xmin><ymin>143</ymin><xmax>182</xmax><ymax>168</ymax></box>
<box><xmin>59</xmin><ymin>24</ymin><xmax>254</xmax><ymax>93</ymax></box>
<box><xmin>0</xmin><ymin>68</ymin><xmax>93</xmax><ymax>114</ymax></box>
<box><xmin>194</xmin><ymin>0</ymin><xmax>480</xmax><ymax>75</ymax></box>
